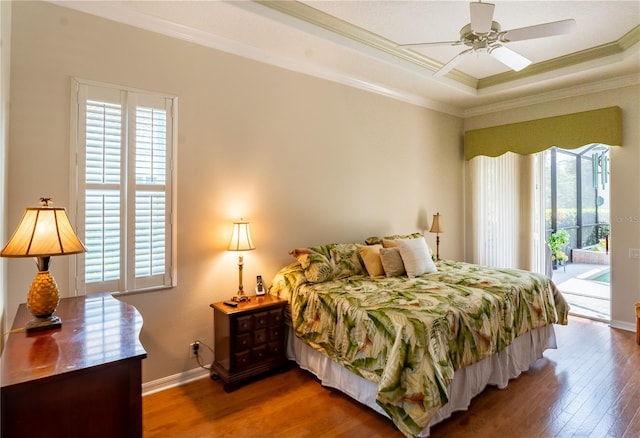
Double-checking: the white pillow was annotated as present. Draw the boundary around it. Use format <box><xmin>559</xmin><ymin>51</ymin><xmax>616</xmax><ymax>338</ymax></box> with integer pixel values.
<box><xmin>395</xmin><ymin>237</ymin><xmax>437</xmax><ymax>278</ymax></box>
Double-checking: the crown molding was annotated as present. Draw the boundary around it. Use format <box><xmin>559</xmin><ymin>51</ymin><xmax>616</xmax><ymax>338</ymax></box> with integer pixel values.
<box><xmin>479</xmin><ymin>25</ymin><xmax>640</xmax><ymax>90</ymax></box>
<box><xmin>464</xmin><ymin>73</ymin><xmax>640</xmax><ymax>118</ymax></box>
<box><xmin>257</xmin><ymin>0</ymin><xmax>478</xmax><ymax>89</ymax></box>
<box><xmin>619</xmin><ymin>24</ymin><xmax>640</xmax><ymax>51</ymax></box>
<box><xmin>49</xmin><ymin>1</ymin><xmax>464</xmax><ymax>116</ymax></box>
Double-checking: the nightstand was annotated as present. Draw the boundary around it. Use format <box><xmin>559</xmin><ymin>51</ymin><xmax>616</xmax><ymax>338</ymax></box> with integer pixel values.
<box><xmin>210</xmin><ymin>294</ymin><xmax>288</xmax><ymax>391</ymax></box>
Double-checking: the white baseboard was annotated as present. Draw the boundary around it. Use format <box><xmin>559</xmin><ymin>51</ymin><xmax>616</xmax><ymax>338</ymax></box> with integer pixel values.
<box><xmin>142</xmin><ymin>367</ymin><xmax>210</xmax><ymax>396</ymax></box>
<box><xmin>609</xmin><ymin>319</ymin><xmax>635</xmax><ymax>332</ymax></box>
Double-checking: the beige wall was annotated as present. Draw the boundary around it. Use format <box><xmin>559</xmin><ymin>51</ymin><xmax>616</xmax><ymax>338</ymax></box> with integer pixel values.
<box><xmin>7</xmin><ymin>2</ymin><xmax>464</xmax><ymax>382</ymax></box>
<box><xmin>464</xmin><ymin>85</ymin><xmax>640</xmax><ymax>330</ymax></box>
<box><xmin>0</xmin><ymin>0</ymin><xmax>12</xmax><ymax>352</ymax></box>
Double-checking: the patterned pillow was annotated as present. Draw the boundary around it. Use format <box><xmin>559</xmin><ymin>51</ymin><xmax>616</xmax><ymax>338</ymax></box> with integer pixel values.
<box><xmin>365</xmin><ymin>232</ymin><xmax>423</xmax><ymax>246</ymax></box>
<box><xmin>330</xmin><ymin>243</ymin><xmax>366</xmax><ymax>279</ymax></box>
<box><xmin>290</xmin><ymin>243</ymin><xmax>365</xmax><ymax>283</ymax></box>
<box><xmin>270</xmin><ymin>262</ymin><xmax>308</xmax><ymax>301</ymax></box>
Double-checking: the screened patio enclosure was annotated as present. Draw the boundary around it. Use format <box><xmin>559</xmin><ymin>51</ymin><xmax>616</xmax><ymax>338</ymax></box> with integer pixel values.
<box><xmin>544</xmin><ymin>144</ymin><xmax>610</xmax><ymax>260</ymax></box>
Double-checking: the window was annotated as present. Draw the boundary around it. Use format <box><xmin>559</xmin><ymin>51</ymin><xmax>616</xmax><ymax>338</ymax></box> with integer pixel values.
<box><xmin>72</xmin><ymin>79</ymin><xmax>176</xmax><ymax>294</ymax></box>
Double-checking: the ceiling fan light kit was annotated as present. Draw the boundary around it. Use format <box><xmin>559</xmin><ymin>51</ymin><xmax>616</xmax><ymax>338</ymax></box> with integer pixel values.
<box><xmin>399</xmin><ymin>1</ymin><xmax>577</xmax><ymax>77</ymax></box>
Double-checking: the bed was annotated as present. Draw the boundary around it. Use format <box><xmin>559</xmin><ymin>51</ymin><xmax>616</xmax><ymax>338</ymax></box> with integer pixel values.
<box><xmin>270</xmin><ymin>236</ymin><xmax>569</xmax><ymax>437</ymax></box>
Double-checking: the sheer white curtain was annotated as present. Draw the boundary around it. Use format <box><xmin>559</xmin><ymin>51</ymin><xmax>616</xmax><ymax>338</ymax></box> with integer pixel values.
<box><xmin>468</xmin><ymin>152</ymin><xmax>538</xmax><ymax>271</ymax></box>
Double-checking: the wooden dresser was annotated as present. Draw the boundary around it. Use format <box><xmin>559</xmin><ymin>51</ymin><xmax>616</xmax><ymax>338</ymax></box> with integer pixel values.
<box><xmin>210</xmin><ymin>294</ymin><xmax>288</xmax><ymax>391</ymax></box>
<box><xmin>1</xmin><ymin>293</ymin><xmax>147</xmax><ymax>438</ymax></box>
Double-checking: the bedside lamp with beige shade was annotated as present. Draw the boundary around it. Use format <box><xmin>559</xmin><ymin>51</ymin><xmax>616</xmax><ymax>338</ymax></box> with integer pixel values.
<box><xmin>429</xmin><ymin>212</ymin><xmax>444</xmax><ymax>260</ymax></box>
<box><xmin>1</xmin><ymin>198</ymin><xmax>86</xmax><ymax>332</ymax></box>
<box><xmin>228</xmin><ymin>218</ymin><xmax>255</xmax><ymax>302</ymax></box>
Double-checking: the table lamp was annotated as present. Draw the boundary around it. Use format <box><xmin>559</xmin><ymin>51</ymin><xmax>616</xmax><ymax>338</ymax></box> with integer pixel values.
<box><xmin>429</xmin><ymin>212</ymin><xmax>444</xmax><ymax>260</ymax></box>
<box><xmin>228</xmin><ymin>219</ymin><xmax>255</xmax><ymax>302</ymax></box>
<box><xmin>1</xmin><ymin>198</ymin><xmax>86</xmax><ymax>332</ymax></box>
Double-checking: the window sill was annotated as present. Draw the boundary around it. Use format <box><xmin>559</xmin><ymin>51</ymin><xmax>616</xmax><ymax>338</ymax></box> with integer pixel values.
<box><xmin>111</xmin><ymin>285</ymin><xmax>176</xmax><ymax>297</ymax></box>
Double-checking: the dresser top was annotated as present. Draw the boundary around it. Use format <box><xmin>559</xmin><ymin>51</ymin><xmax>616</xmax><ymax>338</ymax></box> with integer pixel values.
<box><xmin>1</xmin><ymin>293</ymin><xmax>146</xmax><ymax>388</ymax></box>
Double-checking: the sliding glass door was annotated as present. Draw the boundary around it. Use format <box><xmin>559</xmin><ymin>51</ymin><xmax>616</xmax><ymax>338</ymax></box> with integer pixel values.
<box><xmin>542</xmin><ymin>144</ymin><xmax>611</xmax><ymax>321</ymax></box>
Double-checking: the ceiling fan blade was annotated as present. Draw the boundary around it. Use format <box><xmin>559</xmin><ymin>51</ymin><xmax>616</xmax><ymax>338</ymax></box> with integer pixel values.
<box><xmin>470</xmin><ymin>1</ymin><xmax>495</xmax><ymax>34</ymax></box>
<box><xmin>489</xmin><ymin>45</ymin><xmax>532</xmax><ymax>71</ymax></box>
<box><xmin>499</xmin><ymin>19</ymin><xmax>577</xmax><ymax>42</ymax></box>
<box><xmin>434</xmin><ymin>48</ymin><xmax>473</xmax><ymax>77</ymax></box>
<box><xmin>398</xmin><ymin>40</ymin><xmax>463</xmax><ymax>49</ymax></box>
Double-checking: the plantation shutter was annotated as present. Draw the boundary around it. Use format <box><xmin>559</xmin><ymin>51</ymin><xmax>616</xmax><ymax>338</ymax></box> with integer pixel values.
<box><xmin>75</xmin><ymin>80</ymin><xmax>174</xmax><ymax>294</ymax></box>
<box><xmin>129</xmin><ymin>94</ymin><xmax>173</xmax><ymax>291</ymax></box>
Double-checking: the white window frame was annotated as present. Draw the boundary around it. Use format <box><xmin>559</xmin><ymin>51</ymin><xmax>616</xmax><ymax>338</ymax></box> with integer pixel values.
<box><xmin>70</xmin><ymin>78</ymin><xmax>177</xmax><ymax>295</ymax></box>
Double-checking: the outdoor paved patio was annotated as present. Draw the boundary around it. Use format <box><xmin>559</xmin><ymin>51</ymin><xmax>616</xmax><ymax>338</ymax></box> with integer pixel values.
<box><xmin>551</xmin><ymin>263</ymin><xmax>610</xmax><ymax>321</ymax></box>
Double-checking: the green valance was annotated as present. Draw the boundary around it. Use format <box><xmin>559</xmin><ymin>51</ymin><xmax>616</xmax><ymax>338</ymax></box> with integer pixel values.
<box><xmin>464</xmin><ymin>106</ymin><xmax>622</xmax><ymax>160</ymax></box>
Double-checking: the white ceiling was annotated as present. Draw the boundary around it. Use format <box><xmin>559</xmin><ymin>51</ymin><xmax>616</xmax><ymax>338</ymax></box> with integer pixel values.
<box><xmin>54</xmin><ymin>1</ymin><xmax>640</xmax><ymax>116</ymax></box>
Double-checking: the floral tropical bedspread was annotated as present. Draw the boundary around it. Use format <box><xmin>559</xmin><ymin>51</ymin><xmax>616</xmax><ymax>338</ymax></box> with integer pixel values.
<box><xmin>271</xmin><ymin>259</ymin><xmax>569</xmax><ymax>437</ymax></box>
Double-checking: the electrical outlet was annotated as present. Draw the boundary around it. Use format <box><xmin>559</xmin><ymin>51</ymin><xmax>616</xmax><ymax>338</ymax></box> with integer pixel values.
<box><xmin>629</xmin><ymin>248</ymin><xmax>640</xmax><ymax>259</ymax></box>
<box><xmin>189</xmin><ymin>341</ymin><xmax>200</xmax><ymax>358</ymax></box>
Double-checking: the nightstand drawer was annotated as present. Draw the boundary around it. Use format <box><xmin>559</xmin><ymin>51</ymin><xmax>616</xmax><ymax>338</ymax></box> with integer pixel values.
<box><xmin>268</xmin><ymin>341</ymin><xmax>283</xmax><ymax>357</ymax></box>
<box><xmin>254</xmin><ymin>311</ymin><xmax>269</xmax><ymax>329</ymax></box>
<box><xmin>251</xmin><ymin>344</ymin><xmax>269</xmax><ymax>362</ymax></box>
<box><xmin>233</xmin><ymin>350</ymin><xmax>251</xmax><ymax>369</ymax></box>
<box><xmin>269</xmin><ymin>326</ymin><xmax>282</xmax><ymax>341</ymax></box>
<box><xmin>268</xmin><ymin>309</ymin><xmax>283</xmax><ymax>326</ymax></box>
<box><xmin>253</xmin><ymin>328</ymin><xmax>268</xmax><ymax>345</ymax></box>
<box><xmin>234</xmin><ymin>315</ymin><xmax>253</xmax><ymax>333</ymax></box>
<box><xmin>235</xmin><ymin>332</ymin><xmax>252</xmax><ymax>351</ymax></box>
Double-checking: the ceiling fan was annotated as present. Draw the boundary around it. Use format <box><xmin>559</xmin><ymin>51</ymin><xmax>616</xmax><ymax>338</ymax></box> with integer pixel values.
<box><xmin>399</xmin><ymin>1</ymin><xmax>576</xmax><ymax>77</ymax></box>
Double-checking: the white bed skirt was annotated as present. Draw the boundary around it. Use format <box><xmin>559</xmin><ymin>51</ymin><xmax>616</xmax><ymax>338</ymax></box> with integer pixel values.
<box><xmin>287</xmin><ymin>324</ymin><xmax>557</xmax><ymax>437</ymax></box>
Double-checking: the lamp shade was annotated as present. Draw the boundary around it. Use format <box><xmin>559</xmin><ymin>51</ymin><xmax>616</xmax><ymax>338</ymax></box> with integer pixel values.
<box><xmin>228</xmin><ymin>219</ymin><xmax>255</xmax><ymax>252</ymax></box>
<box><xmin>1</xmin><ymin>207</ymin><xmax>86</xmax><ymax>257</ymax></box>
<box><xmin>429</xmin><ymin>213</ymin><xmax>444</xmax><ymax>234</ymax></box>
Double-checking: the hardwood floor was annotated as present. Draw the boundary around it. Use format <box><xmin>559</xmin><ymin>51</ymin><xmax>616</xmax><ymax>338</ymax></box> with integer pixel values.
<box><xmin>143</xmin><ymin>316</ymin><xmax>640</xmax><ymax>437</ymax></box>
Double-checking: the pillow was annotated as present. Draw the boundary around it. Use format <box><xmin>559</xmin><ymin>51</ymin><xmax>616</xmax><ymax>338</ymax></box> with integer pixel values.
<box><xmin>383</xmin><ymin>237</ymin><xmax>435</xmax><ymax>262</ymax></box>
<box><xmin>330</xmin><ymin>243</ymin><xmax>366</xmax><ymax>279</ymax></box>
<box><xmin>270</xmin><ymin>262</ymin><xmax>308</xmax><ymax>300</ymax></box>
<box><xmin>290</xmin><ymin>246</ymin><xmax>334</xmax><ymax>283</ymax></box>
<box><xmin>357</xmin><ymin>244</ymin><xmax>384</xmax><ymax>277</ymax></box>
<box><xmin>379</xmin><ymin>247</ymin><xmax>405</xmax><ymax>277</ymax></box>
<box><xmin>365</xmin><ymin>232</ymin><xmax>423</xmax><ymax>246</ymax></box>
<box><xmin>394</xmin><ymin>237</ymin><xmax>437</xmax><ymax>278</ymax></box>
<box><xmin>382</xmin><ymin>238</ymin><xmax>400</xmax><ymax>248</ymax></box>
<box><xmin>290</xmin><ymin>243</ymin><xmax>364</xmax><ymax>283</ymax></box>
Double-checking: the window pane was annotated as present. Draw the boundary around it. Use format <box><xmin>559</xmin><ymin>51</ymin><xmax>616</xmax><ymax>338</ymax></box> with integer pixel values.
<box><xmin>544</xmin><ymin>150</ymin><xmax>552</xmax><ymax>231</ymax></box>
<box><xmin>556</xmin><ymin>151</ymin><xmax>577</xmax><ymax>228</ymax></box>
<box><xmin>594</xmin><ymin>148</ymin><xmax>610</xmax><ymax>226</ymax></box>
<box><xmin>582</xmin><ymin>225</ymin><xmax>597</xmax><ymax>247</ymax></box>
<box><xmin>85</xmin><ymin>190</ymin><xmax>121</xmax><ymax>283</ymax></box>
<box><xmin>135</xmin><ymin>191</ymin><xmax>166</xmax><ymax>277</ymax></box>
<box><xmin>86</xmin><ymin>100</ymin><xmax>121</xmax><ymax>184</ymax></box>
<box><xmin>566</xmin><ymin>228</ymin><xmax>577</xmax><ymax>254</ymax></box>
<box><xmin>581</xmin><ymin>155</ymin><xmax>596</xmax><ymax>226</ymax></box>
<box><xmin>136</xmin><ymin>107</ymin><xmax>167</xmax><ymax>185</ymax></box>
